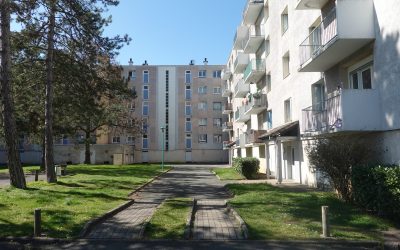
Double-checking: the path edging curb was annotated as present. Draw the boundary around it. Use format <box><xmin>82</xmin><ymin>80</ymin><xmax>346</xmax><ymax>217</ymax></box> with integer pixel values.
<box><xmin>128</xmin><ymin>168</ymin><xmax>173</xmax><ymax>198</ymax></box>
<box><xmin>184</xmin><ymin>198</ymin><xmax>196</xmax><ymax>240</ymax></box>
<box><xmin>225</xmin><ymin>201</ymin><xmax>248</xmax><ymax>240</ymax></box>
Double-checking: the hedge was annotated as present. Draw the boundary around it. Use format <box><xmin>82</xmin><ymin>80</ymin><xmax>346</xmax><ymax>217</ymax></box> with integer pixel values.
<box><xmin>352</xmin><ymin>164</ymin><xmax>400</xmax><ymax>222</ymax></box>
<box><xmin>233</xmin><ymin>157</ymin><xmax>259</xmax><ymax>179</ymax></box>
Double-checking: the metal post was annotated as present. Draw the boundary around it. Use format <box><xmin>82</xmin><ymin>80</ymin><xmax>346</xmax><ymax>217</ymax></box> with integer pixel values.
<box><xmin>35</xmin><ymin>170</ymin><xmax>39</xmax><ymax>181</ymax></box>
<box><xmin>321</xmin><ymin>206</ymin><xmax>330</xmax><ymax>237</ymax></box>
<box><xmin>34</xmin><ymin>208</ymin><xmax>41</xmax><ymax>237</ymax></box>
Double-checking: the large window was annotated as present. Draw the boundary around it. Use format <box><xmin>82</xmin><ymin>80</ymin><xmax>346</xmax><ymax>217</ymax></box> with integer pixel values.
<box><xmin>143</xmin><ymin>70</ymin><xmax>149</xmax><ymax>84</ymax></box>
<box><xmin>185</xmin><ymin>102</ymin><xmax>192</xmax><ymax>116</ymax></box>
<box><xmin>198</xmin><ymin>70</ymin><xmax>206</xmax><ymax>78</ymax></box>
<box><xmin>142</xmin><ymin>135</ymin><xmax>148</xmax><ymax>149</ymax></box>
<box><xmin>185</xmin><ymin>134</ymin><xmax>192</xmax><ymax>149</ymax></box>
<box><xmin>185</xmin><ymin>118</ymin><xmax>192</xmax><ymax>132</ymax></box>
<box><xmin>198</xmin><ymin>134</ymin><xmax>207</xmax><ymax>143</ymax></box>
<box><xmin>185</xmin><ymin>70</ymin><xmax>192</xmax><ymax>84</ymax></box>
<box><xmin>185</xmin><ymin>85</ymin><xmax>192</xmax><ymax>100</ymax></box>
<box><xmin>213</xmin><ymin>102</ymin><xmax>222</xmax><ymax>111</ymax></box>
<box><xmin>349</xmin><ymin>63</ymin><xmax>373</xmax><ymax>89</ymax></box>
<box><xmin>142</xmin><ymin>101</ymin><xmax>149</xmax><ymax>116</ymax></box>
<box><xmin>143</xmin><ymin>85</ymin><xmax>149</xmax><ymax>100</ymax></box>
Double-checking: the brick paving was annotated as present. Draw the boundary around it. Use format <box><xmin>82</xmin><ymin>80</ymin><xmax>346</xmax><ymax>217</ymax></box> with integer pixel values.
<box><xmin>193</xmin><ymin>200</ymin><xmax>244</xmax><ymax>240</ymax></box>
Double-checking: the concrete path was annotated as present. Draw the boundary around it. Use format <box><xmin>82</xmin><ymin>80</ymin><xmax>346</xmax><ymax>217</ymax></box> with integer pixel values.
<box><xmin>0</xmin><ymin>172</ymin><xmax>46</xmax><ymax>187</ymax></box>
<box><xmin>85</xmin><ymin>165</ymin><xmax>233</xmax><ymax>239</ymax></box>
<box><xmin>193</xmin><ymin>200</ymin><xmax>243</xmax><ymax>240</ymax></box>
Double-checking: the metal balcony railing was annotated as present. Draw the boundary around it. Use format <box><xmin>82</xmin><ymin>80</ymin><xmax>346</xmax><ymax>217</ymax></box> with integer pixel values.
<box><xmin>299</xmin><ymin>7</ymin><xmax>338</xmax><ymax>67</ymax></box>
<box><xmin>243</xmin><ymin>59</ymin><xmax>266</xmax><ymax>82</ymax></box>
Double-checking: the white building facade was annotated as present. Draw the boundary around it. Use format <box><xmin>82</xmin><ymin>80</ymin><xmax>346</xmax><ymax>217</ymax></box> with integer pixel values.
<box><xmin>223</xmin><ymin>0</ymin><xmax>400</xmax><ymax>186</ymax></box>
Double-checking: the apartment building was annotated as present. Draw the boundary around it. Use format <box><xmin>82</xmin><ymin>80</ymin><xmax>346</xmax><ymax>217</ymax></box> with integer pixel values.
<box><xmin>97</xmin><ymin>60</ymin><xmax>229</xmax><ymax>163</ymax></box>
<box><xmin>223</xmin><ymin>0</ymin><xmax>400</xmax><ymax>186</ymax></box>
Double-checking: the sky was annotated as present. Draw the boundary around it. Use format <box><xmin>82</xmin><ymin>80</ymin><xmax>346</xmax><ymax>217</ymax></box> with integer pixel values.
<box><xmin>103</xmin><ymin>0</ymin><xmax>245</xmax><ymax>66</ymax></box>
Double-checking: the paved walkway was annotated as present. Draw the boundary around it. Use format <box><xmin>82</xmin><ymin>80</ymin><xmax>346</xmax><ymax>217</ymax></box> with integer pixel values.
<box><xmin>85</xmin><ymin>165</ymin><xmax>233</xmax><ymax>239</ymax></box>
<box><xmin>193</xmin><ymin>200</ymin><xmax>243</xmax><ymax>240</ymax></box>
<box><xmin>0</xmin><ymin>172</ymin><xmax>46</xmax><ymax>187</ymax></box>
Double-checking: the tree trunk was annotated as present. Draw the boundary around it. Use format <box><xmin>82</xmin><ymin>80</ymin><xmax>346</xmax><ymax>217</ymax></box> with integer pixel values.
<box><xmin>0</xmin><ymin>0</ymin><xmax>27</xmax><ymax>189</ymax></box>
<box><xmin>84</xmin><ymin>130</ymin><xmax>91</xmax><ymax>164</ymax></box>
<box><xmin>40</xmin><ymin>134</ymin><xmax>45</xmax><ymax>171</ymax></box>
<box><xmin>45</xmin><ymin>0</ymin><xmax>57</xmax><ymax>183</ymax></box>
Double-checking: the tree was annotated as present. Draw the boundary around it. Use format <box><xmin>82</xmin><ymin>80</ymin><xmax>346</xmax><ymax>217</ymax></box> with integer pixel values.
<box><xmin>306</xmin><ymin>136</ymin><xmax>372</xmax><ymax>202</ymax></box>
<box><xmin>0</xmin><ymin>0</ymin><xmax>27</xmax><ymax>189</ymax></box>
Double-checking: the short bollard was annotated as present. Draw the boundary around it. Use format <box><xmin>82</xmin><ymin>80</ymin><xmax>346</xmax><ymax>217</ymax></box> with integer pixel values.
<box><xmin>321</xmin><ymin>206</ymin><xmax>330</xmax><ymax>237</ymax></box>
<box><xmin>34</xmin><ymin>209</ymin><xmax>41</xmax><ymax>237</ymax></box>
<box><xmin>35</xmin><ymin>170</ymin><xmax>39</xmax><ymax>182</ymax></box>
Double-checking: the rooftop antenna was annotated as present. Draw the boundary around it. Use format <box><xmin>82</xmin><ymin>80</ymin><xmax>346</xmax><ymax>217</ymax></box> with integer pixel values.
<box><xmin>128</xmin><ymin>58</ymin><xmax>133</xmax><ymax>66</ymax></box>
<box><xmin>189</xmin><ymin>59</ymin><xmax>195</xmax><ymax>65</ymax></box>
<box><xmin>142</xmin><ymin>60</ymin><xmax>148</xmax><ymax>66</ymax></box>
<box><xmin>203</xmin><ymin>58</ymin><xmax>208</xmax><ymax>65</ymax></box>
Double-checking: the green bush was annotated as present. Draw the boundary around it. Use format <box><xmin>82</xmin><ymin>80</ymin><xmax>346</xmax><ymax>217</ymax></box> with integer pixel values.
<box><xmin>352</xmin><ymin>164</ymin><xmax>400</xmax><ymax>222</ymax></box>
<box><xmin>233</xmin><ymin>157</ymin><xmax>259</xmax><ymax>179</ymax></box>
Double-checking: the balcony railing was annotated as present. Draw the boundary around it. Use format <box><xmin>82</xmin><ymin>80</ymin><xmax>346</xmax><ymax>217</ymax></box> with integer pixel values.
<box><xmin>246</xmin><ymin>129</ymin><xmax>267</xmax><ymax>144</ymax></box>
<box><xmin>243</xmin><ymin>0</ymin><xmax>265</xmax><ymax>25</ymax></box>
<box><xmin>222</xmin><ymin>103</ymin><xmax>233</xmax><ymax>114</ymax></box>
<box><xmin>243</xmin><ymin>25</ymin><xmax>265</xmax><ymax>53</ymax></box>
<box><xmin>243</xmin><ymin>59</ymin><xmax>266</xmax><ymax>84</ymax></box>
<box><xmin>245</xmin><ymin>93</ymin><xmax>268</xmax><ymax>115</ymax></box>
<box><xmin>222</xmin><ymin>122</ymin><xmax>233</xmax><ymax>132</ymax></box>
<box><xmin>221</xmin><ymin>68</ymin><xmax>232</xmax><ymax>80</ymax></box>
<box><xmin>234</xmin><ymin>79</ymin><xmax>250</xmax><ymax>98</ymax></box>
<box><xmin>299</xmin><ymin>8</ymin><xmax>338</xmax><ymax>67</ymax></box>
<box><xmin>234</xmin><ymin>53</ymin><xmax>249</xmax><ymax>73</ymax></box>
<box><xmin>223</xmin><ymin>141</ymin><xmax>233</xmax><ymax>150</ymax></box>
<box><xmin>222</xmin><ymin>81</ymin><xmax>232</xmax><ymax>97</ymax></box>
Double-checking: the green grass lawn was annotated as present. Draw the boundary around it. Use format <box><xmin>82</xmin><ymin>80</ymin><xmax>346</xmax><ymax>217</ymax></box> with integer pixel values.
<box><xmin>212</xmin><ymin>167</ymin><xmax>245</xmax><ymax>180</ymax></box>
<box><xmin>227</xmin><ymin>183</ymin><xmax>393</xmax><ymax>241</ymax></box>
<box><xmin>0</xmin><ymin>164</ymin><xmax>167</xmax><ymax>238</ymax></box>
<box><xmin>145</xmin><ymin>198</ymin><xmax>192</xmax><ymax>239</ymax></box>
<box><xmin>0</xmin><ymin>165</ymin><xmax>40</xmax><ymax>174</ymax></box>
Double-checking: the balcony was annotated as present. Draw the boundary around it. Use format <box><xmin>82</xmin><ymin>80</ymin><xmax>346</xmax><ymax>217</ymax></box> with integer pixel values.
<box><xmin>299</xmin><ymin>2</ymin><xmax>374</xmax><ymax>72</ymax></box>
<box><xmin>222</xmin><ymin>81</ymin><xmax>232</xmax><ymax>97</ymax></box>
<box><xmin>243</xmin><ymin>25</ymin><xmax>265</xmax><ymax>54</ymax></box>
<box><xmin>233</xmin><ymin>26</ymin><xmax>248</xmax><ymax>50</ymax></box>
<box><xmin>239</xmin><ymin>133</ymin><xmax>247</xmax><ymax>147</ymax></box>
<box><xmin>245</xmin><ymin>93</ymin><xmax>268</xmax><ymax>115</ymax></box>
<box><xmin>234</xmin><ymin>52</ymin><xmax>249</xmax><ymax>73</ymax></box>
<box><xmin>302</xmin><ymin>89</ymin><xmax>381</xmax><ymax>134</ymax></box>
<box><xmin>234</xmin><ymin>79</ymin><xmax>250</xmax><ymax>98</ymax></box>
<box><xmin>223</xmin><ymin>141</ymin><xmax>234</xmax><ymax>150</ymax></box>
<box><xmin>246</xmin><ymin>129</ymin><xmax>267</xmax><ymax>144</ymax></box>
<box><xmin>244</xmin><ymin>59</ymin><xmax>266</xmax><ymax>84</ymax></box>
<box><xmin>296</xmin><ymin>0</ymin><xmax>329</xmax><ymax>10</ymax></box>
<box><xmin>221</xmin><ymin>67</ymin><xmax>232</xmax><ymax>80</ymax></box>
<box><xmin>222</xmin><ymin>103</ymin><xmax>233</xmax><ymax>114</ymax></box>
<box><xmin>222</xmin><ymin>122</ymin><xmax>233</xmax><ymax>132</ymax></box>
<box><xmin>243</xmin><ymin>0</ymin><xmax>264</xmax><ymax>25</ymax></box>
<box><xmin>236</xmin><ymin>105</ymin><xmax>251</xmax><ymax>123</ymax></box>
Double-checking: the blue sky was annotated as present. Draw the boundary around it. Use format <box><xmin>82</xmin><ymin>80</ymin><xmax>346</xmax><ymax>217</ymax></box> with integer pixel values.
<box><xmin>104</xmin><ymin>0</ymin><xmax>245</xmax><ymax>66</ymax></box>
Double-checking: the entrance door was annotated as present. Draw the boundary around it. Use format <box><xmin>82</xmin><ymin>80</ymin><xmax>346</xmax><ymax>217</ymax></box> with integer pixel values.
<box><xmin>285</xmin><ymin>146</ymin><xmax>294</xmax><ymax>180</ymax></box>
<box><xmin>185</xmin><ymin>151</ymin><xmax>192</xmax><ymax>162</ymax></box>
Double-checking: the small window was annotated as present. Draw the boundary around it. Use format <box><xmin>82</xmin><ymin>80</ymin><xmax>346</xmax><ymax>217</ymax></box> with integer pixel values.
<box><xmin>126</xmin><ymin>136</ymin><xmax>135</xmax><ymax>144</ymax></box>
<box><xmin>198</xmin><ymin>134</ymin><xmax>207</xmax><ymax>143</ymax></box>
<box><xmin>112</xmin><ymin>136</ymin><xmax>120</xmax><ymax>144</ymax></box>
<box><xmin>266</xmin><ymin>110</ymin><xmax>272</xmax><ymax>129</ymax></box>
<box><xmin>198</xmin><ymin>86</ymin><xmax>207</xmax><ymax>94</ymax></box>
<box><xmin>185</xmin><ymin>134</ymin><xmax>192</xmax><ymax>149</ymax></box>
<box><xmin>185</xmin><ymin>102</ymin><xmax>192</xmax><ymax>116</ymax></box>
<box><xmin>142</xmin><ymin>102</ymin><xmax>149</xmax><ymax>116</ymax></box>
<box><xmin>129</xmin><ymin>101</ymin><xmax>135</xmax><ymax>111</ymax></box>
<box><xmin>349</xmin><ymin>63</ymin><xmax>373</xmax><ymax>90</ymax></box>
<box><xmin>142</xmin><ymin>118</ymin><xmax>148</xmax><ymax>133</ymax></box>
<box><xmin>213</xmin><ymin>70</ymin><xmax>222</xmax><ymax>78</ymax></box>
<box><xmin>142</xmin><ymin>135</ymin><xmax>148</xmax><ymax>149</ymax></box>
<box><xmin>185</xmin><ymin>118</ymin><xmax>192</xmax><ymax>132</ymax></box>
<box><xmin>284</xmin><ymin>99</ymin><xmax>291</xmax><ymax>123</ymax></box>
<box><xmin>128</xmin><ymin>70</ymin><xmax>136</xmax><ymax>80</ymax></box>
<box><xmin>143</xmin><ymin>70</ymin><xmax>149</xmax><ymax>84</ymax></box>
<box><xmin>198</xmin><ymin>101</ymin><xmax>207</xmax><ymax>110</ymax></box>
<box><xmin>266</xmin><ymin>73</ymin><xmax>272</xmax><ymax>93</ymax></box>
<box><xmin>185</xmin><ymin>70</ymin><xmax>192</xmax><ymax>84</ymax></box>
<box><xmin>213</xmin><ymin>118</ymin><xmax>222</xmax><ymax>127</ymax></box>
<box><xmin>199</xmin><ymin>118</ymin><xmax>207</xmax><ymax>126</ymax></box>
<box><xmin>143</xmin><ymin>85</ymin><xmax>149</xmax><ymax>100</ymax></box>
<box><xmin>198</xmin><ymin>70</ymin><xmax>206</xmax><ymax>78</ymax></box>
<box><xmin>213</xmin><ymin>87</ymin><xmax>221</xmax><ymax>94</ymax></box>
<box><xmin>281</xmin><ymin>7</ymin><xmax>288</xmax><ymax>35</ymax></box>
<box><xmin>213</xmin><ymin>134</ymin><xmax>222</xmax><ymax>144</ymax></box>
<box><xmin>213</xmin><ymin>102</ymin><xmax>222</xmax><ymax>111</ymax></box>
<box><xmin>282</xmin><ymin>51</ymin><xmax>290</xmax><ymax>79</ymax></box>
<box><xmin>185</xmin><ymin>85</ymin><xmax>192</xmax><ymax>100</ymax></box>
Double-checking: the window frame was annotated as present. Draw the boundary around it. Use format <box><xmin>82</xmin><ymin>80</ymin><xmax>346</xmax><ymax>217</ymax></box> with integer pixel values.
<box><xmin>143</xmin><ymin>70</ymin><xmax>149</xmax><ymax>84</ymax></box>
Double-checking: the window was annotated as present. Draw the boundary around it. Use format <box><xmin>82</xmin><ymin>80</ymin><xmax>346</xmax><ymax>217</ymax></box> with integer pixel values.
<box><xmin>213</xmin><ymin>134</ymin><xmax>222</xmax><ymax>144</ymax></box>
<box><xmin>266</xmin><ymin>73</ymin><xmax>271</xmax><ymax>93</ymax></box>
<box><xmin>198</xmin><ymin>70</ymin><xmax>206</xmax><ymax>78</ymax></box>
<box><xmin>198</xmin><ymin>101</ymin><xmax>207</xmax><ymax>110</ymax></box>
<box><xmin>265</xmin><ymin>39</ymin><xmax>270</xmax><ymax>56</ymax></box>
<box><xmin>185</xmin><ymin>85</ymin><xmax>192</xmax><ymax>100</ymax></box>
<box><xmin>213</xmin><ymin>102</ymin><xmax>222</xmax><ymax>111</ymax></box>
<box><xmin>185</xmin><ymin>102</ymin><xmax>192</xmax><ymax>116</ymax></box>
<box><xmin>284</xmin><ymin>99</ymin><xmax>292</xmax><ymax>123</ymax></box>
<box><xmin>142</xmin><ymin>135</ymin><xmax>148</xmax><ymax>149</ymax></box>
<box><xmin>198</xmin><ymin>86</ymin><xmax>207</xmax><ymax>94</ymax></box>
<box><xmin>143</xmin><ymin>70</ymin><xmax>149</xmax><ymax>84</ymax></box>
<box><xmin>142</xmin><ymin>101</ymin><xmax>149</xmax><ymax>116</ymax></box>
<box><xmin>213</xmin><ymin>118</ymin><xmax>222</xmax><ymax>127</ymax></box>
<box><xmin>198</xmin><ymin>134</ymin><xmax>207</xmax><ymax>143</ymax></box>
<box><xmin>281</xmin><ymin>7</ymin><xmax>288</xmax><ymax>35</ymax></box>
<box><xmin>185</xmin><ymin>70</ymin><xmax>192</xmax><ymax>84</ymax></box>
<box><xmin>259</xmin><ymin>145</ymin><xmax>266</xmax><ymax>158</ymax></box>
<box><xmin>266</xmin><ymin>110</ymin><xmax>272</xmax><ymax>129</ymax></box>
<box><xmin>282</xmin><ymin>51</ymin><xmax>290</xmax><ymax>78</ymax></box>
<box><xmin>185</xmin><ymin>118</ymin><xmax>192</xmax><ymax>132</ymax></box>
<box><xmin>129</xmin><ymin>101</ymin><xmax>135</xmax><ymax>111</ymax></box>
<box><xmin>213</xmin><ymin>70</ymin><xmax>222</xmax><ymax>78</ymax></box>
<box><xmin>143</xmin><ymin>85</ymin><xmax>149</xmax><ymax>100</ymax></box>
<box><xmin>112</xmin><ymin>136</ymin><xmax>120</xmax><ymax>144</ymax></box>
<box><xmin>199</xmin><ymin>118</ymin><xmax>207</xmax><ymax>126</ymax></box>
<box><xmin>127</xmin><ymin>136</ymin><xmax>135</xmax><ymax>144</ymax></box>
<box><xmin>185</xmin><ymin>134</ymin><xmax>192</xmax><ymax>149</ymax></box>
<box><xmin>128</xmin><ymin>70</ymin><xmax>136</xmax><ymax>80</ymax></box>
<box><xmin>349</xmin><ymin>63</ymin><xmax>373</xmax><ymax>90</ymax></box>
<box><xmin>142</xmin><ymin>118</ymin><xmax>148</xmax><ymax>133</ymax></box>
<box><xmin>213</xmin><ymin>87</ymin><xmax>221</xmax><ymax>94</ymax></box>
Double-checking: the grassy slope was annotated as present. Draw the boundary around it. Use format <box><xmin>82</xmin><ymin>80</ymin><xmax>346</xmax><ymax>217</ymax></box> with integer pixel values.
<box><xmin>0</xmin><ymin>164</ymin><xmax>165</xmax><ymax>238</ymax></box>
<box><xmin>227</xmin><ymin>183</ymin><xmax>393</xmax><ymax>241</ymax></box>
<box><xmin>212</xmin><ymin>167</ymin><xmax>245</xmax><ymax>180</ymax></box>
<box><xmin>145</xmin><ymin>198</ymin><xmax>192</xmax><ymax>239</ymax></box>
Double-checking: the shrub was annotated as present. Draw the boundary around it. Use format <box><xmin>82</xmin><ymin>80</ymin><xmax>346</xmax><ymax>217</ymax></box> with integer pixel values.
<box><xmin>352</xmin><ymin>164</ymin><xmax>400</xmax><ymax>222</ymax></box>
<box><xmin>233</xmin><ymin>157</ymin><xmax>259</xmax><ymax>179</ymax></box>
<box><xmin>306</xmin><ymin>136</ymin><xmax>372</xmax><ymax>202</ymax></box>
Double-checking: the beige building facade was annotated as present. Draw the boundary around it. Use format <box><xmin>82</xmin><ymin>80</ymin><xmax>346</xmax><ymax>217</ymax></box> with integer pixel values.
<box><xmin>223</xmin><ymin>0</ymin><xmax>400</xmax><ymax>186</ymax></box>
